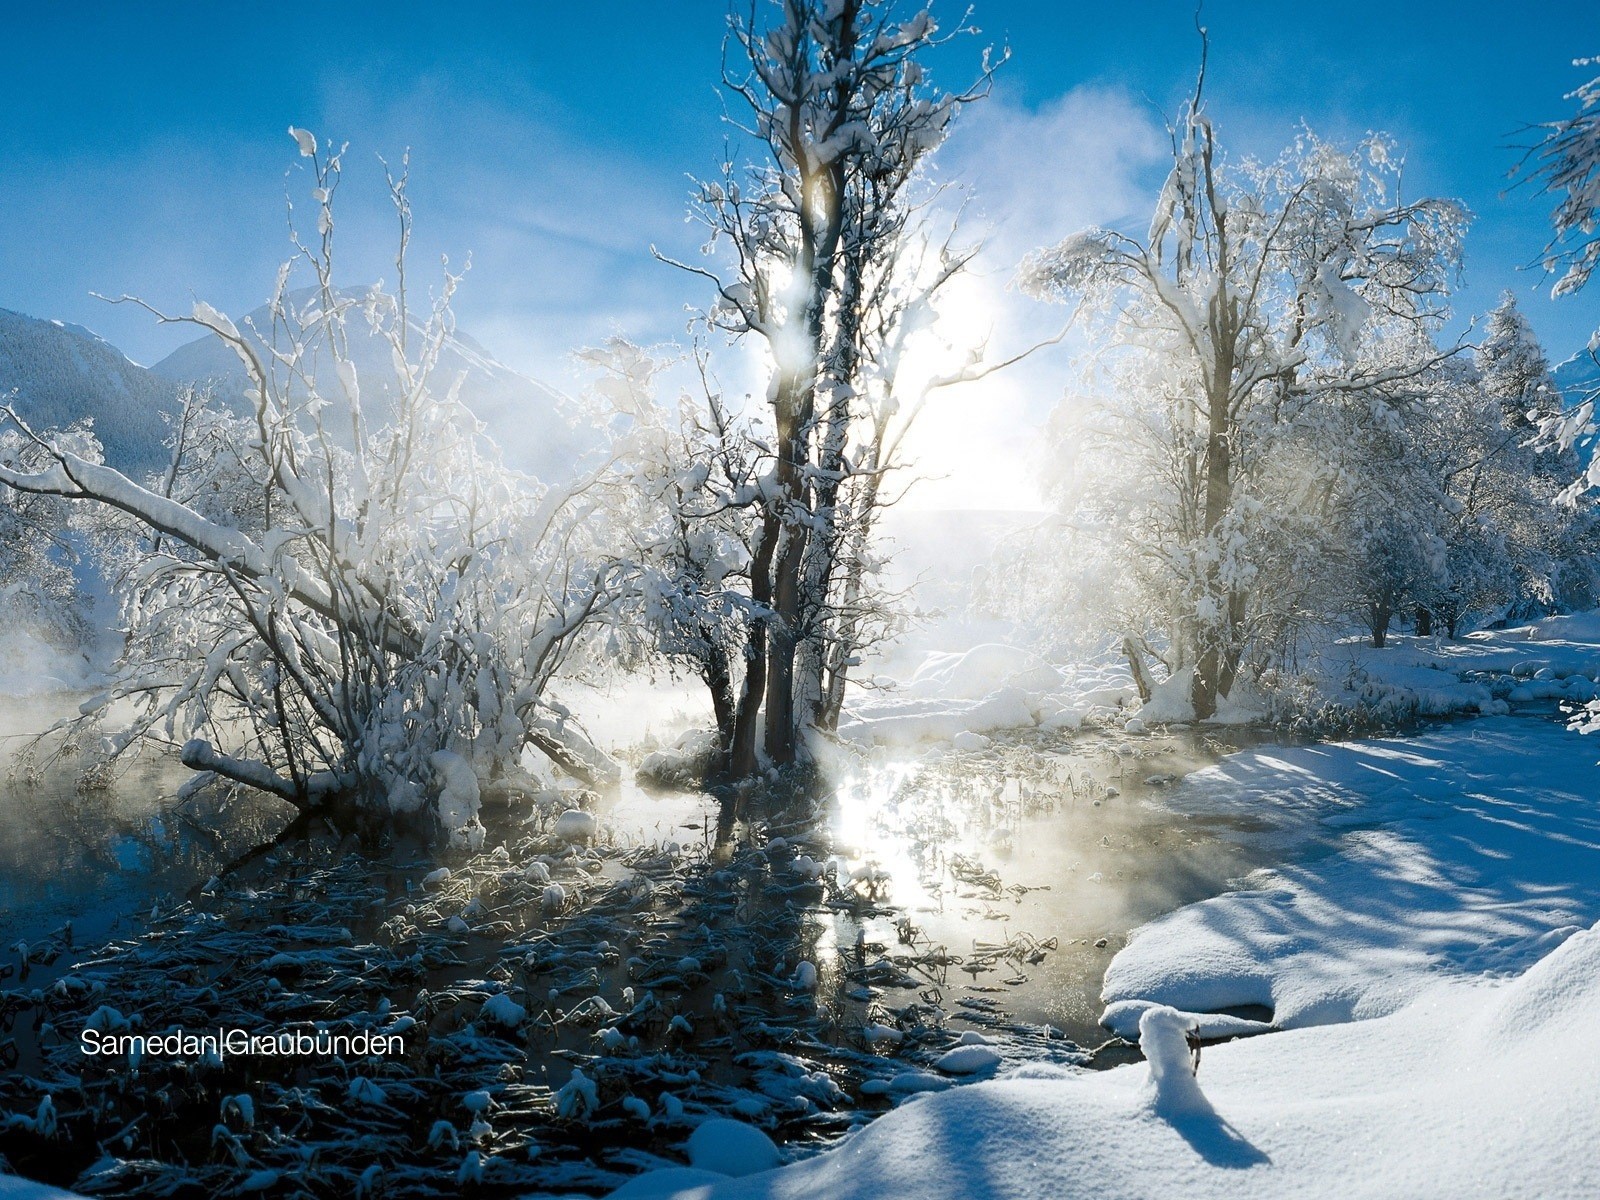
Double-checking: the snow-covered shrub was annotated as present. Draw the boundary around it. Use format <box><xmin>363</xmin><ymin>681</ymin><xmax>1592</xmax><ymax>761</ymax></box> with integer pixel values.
<box><xmin>0</xmin><ymin>133</ymin><xmax>624</xmax><ymax>841</ymax></box>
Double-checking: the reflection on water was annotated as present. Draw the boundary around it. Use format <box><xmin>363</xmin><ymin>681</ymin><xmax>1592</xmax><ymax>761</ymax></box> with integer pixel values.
<box><xmin>0</xmin><ymin>701</ymin><xmax>298</xmax><ymax>949</ymax></box>
<box><xmin>606</xmin><ymin>729</ymin><xmax>1280</xmax><ymax>1049</ymax></box>
<box><xmin>2</xmin><ymin>702</ymin><xmax>1272</xmax><ymax>1056</ymax></box>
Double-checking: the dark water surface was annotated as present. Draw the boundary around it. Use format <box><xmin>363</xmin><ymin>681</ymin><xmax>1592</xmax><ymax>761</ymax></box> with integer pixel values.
<box><xmin>0</xmin><ymin>706</ymin><xmax>1287</xmax><ymax>1198</ymax></box>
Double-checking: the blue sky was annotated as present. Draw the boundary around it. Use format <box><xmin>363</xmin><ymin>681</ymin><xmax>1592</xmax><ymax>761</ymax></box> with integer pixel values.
<box><xmin>2</xmin><ymin>0</ymin><xmax>1597</xmax><ymax>506</ymax></box>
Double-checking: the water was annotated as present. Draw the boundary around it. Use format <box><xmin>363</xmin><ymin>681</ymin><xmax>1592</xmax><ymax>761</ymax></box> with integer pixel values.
<box><xmin>0</xmin><ymin>712</ymin><xmax>1286</xmax><ymax>1197</ymax></box>
<box><xmin>0</xmin><ymin>716</ymin><xmax>1273</xmax><ymax>1048</ymax></box>
<box><xmin>0</xmin><ymin>698</ymin><xmax>297</xmax><ymax>951</ymax></box>
<box><xmin>605</xmin><ymin>728</ymin><xmax>1281</xmax><ymax>1047</ymax></box>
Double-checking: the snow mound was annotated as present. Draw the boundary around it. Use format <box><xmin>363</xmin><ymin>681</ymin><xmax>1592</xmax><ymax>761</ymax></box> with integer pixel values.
<box><xmin>553</xmin><ymin>809</ymin><xmax>598</xmax><ymax>844</ymax></box>
<box><xmin>904</xmin><ymin>644</ymin><xmax>1064</xmax><ymax>701</ymax></box>
<box><xmin>1138</xmin><ymin>1006</ymin><xmax>1209</xmax><ymax>1117</ymax></box>
<box><xmin>1101</xmin><ymin>717</ymin><xmax>1600</xmax><ymax>1035</ymax></box>
<box><xmin>934</xmin><ymin>1044</ymin><xmax>1003</xmax><ymax>1075</ymax></box>
<box><xmin>1136</xmin><ymin>666</ymin><xmax>1195</xmax><ymax>724</ymax></box>
<box><xmin>638</xmin><ymin>728</ymin><xmax>721</xmax><ymax>787</ymax></box>
<box><xmin>624</xmin><ymin>918</ymin><xmax>1600</xmax><ymax>1200</ymax></box>
<box><xmin>684</xmin><ymin>1119</ymin><xmax>780</xmax><ymax>1177</ymax></box>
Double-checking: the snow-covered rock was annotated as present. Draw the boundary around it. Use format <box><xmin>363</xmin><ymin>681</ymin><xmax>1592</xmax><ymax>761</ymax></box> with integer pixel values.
<box><xmin>553</xmin><ymin>809</ymin><xmax>598</xmax><ymax>844</ymax></box>
<box><xmin>934</xmin><ymin>1044</ymin><xmax>1002</xmax><ymax>1075</ymax></box>
<box><xmin>479</xmin><ymin>993</ymin><xmax>526</xmax><ymax>1030</ymax></box>
<box><xmin>626</xmin><ymin>919</ymin><xmax>1600</xmax><ymax>1200</ymax></box>
<box><xmin>684</xmin><ymin>1119</ymin><xmax>780</xmax><ymax>1177</ymax></box>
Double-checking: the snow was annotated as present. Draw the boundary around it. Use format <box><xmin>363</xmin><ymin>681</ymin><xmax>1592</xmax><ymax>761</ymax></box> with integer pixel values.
<box><xmin>609</xmin><ymin>1169</ymin><xmax>733</xmax><ymax>1198</ymax></box>
<box><xmin>619</xmin><ymin>918</ymin><xmax>1600</xmax><ymax>1200</ymax></box>
<box><xmin>836</xmin><ymin>641</ymin><xmax>1146</xmax><ymax>749</ymax></box>
<box><xmin>1102</xmin><ymin>715</ymin><xmax>1600</xmax><ymax>1036</ymax></box>
<box><xmin>1303</xmin><ymin>617</ymin><xmax>1600</xmax><ymax>720</ymax></box>
<box><xmin>479</xmin><ymin>992</ymin><xmax>527</xmax><ymax>1030</ymax></box>
<box><xmin>902</xmin><ymin>644</ymin><xmax>1063</xmax><ymax>701</ymax></box>
<box><xmin>429</xmin><ymin>750</ymin><xmax>483</xmax><ymax>850</ymax></box>
<box><xmin>553</xmin><ymin>808</ymin><xmax>599</xmax><ymax>844</ymax></box>
<box><xmin>0</xmin><ymin>1179</ymin><xmax>85</xmax><ymax>1200</ymax></box>
<box><xmin>1137</xmin><ymin>1007</ymin><xmax>1209</xmax><ymax>1117</ymax></box>
<box><xmin>933</xmin><ymin>1044</ymin><xmax>1002</xmax><ymax>1075</ymax></box>
<box><xmin>1136</xmin><ymin>665</ymin><xmax>1195</xmax><ymax>724</ymax></box>
<box><xmin>684</xmin><ymin>1120</ymin><xmax>781</xmax><ymax>1177</ymax></box>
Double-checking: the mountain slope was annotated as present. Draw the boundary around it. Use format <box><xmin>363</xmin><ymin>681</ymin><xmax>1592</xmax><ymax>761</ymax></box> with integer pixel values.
<box><xmin>1555</xmin><ymin>350</ymin><xmax>1600</xmax><ymax>406</ymax></box>
<box><xmin>152</xmin><ymin>288</ymin><xmax>594</xmax><ymax>480</ymax></box>
<box><xmin>0</xmin><ymin>308</ymin><xmax>179</xmax><ymax>474</ymax></box>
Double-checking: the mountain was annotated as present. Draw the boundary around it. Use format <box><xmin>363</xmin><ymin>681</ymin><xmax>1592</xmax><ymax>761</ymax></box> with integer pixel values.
<box><xmin>1555</xmin><ymin>351</ymin><xmax>1600</xmax><ymax>407</ymax></box>
<box><xmin>0</xmin><ymin>308</ymin><xmax>180</xmax><ymax>474</ymax></box>
<box><xmin>151</xmin><ymin>288</ymin><xmax>595</xmax><ymax>480</ymax></box>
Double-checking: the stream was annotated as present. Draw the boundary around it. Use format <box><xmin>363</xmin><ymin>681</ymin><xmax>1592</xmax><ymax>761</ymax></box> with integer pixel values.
<box><xmin>0</xmin><ymin>711</ymin><xmax>1296</xmax><ymax>1198</ymax></box>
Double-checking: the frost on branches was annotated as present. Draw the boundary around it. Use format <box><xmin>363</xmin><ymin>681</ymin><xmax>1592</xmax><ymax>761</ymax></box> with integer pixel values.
<box><xmin>0</xmin><ymin>132</ymin><xmax>624</xmax><ymax>844</ymax></box>
<box><xmin>1524</xmin><ymin>55</ymin><xmax>1600</xmax><ymax>315</ymax></box>
<box><xmin>0</xmin><ymin>421</ymin><xmax>102</xmax><ymax>653</ymax></box>
<box><xmin>1017</xmin><ymin>44</ymin><xmax>1470</xmax><ymax>718</ymax></box>
<box><xmin>662</xmin><ymin>0</ymin><xmax>997</xmax><ymax>773</ymax></box>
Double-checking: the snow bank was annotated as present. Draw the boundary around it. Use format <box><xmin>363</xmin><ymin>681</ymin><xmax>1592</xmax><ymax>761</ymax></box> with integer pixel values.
<box><xmin>902</xmin><ymin>645</ymin><xmax>1064</xmax><ymax>702</ymax></box>
<box><xmin>1316</xmin><ymin>615</ymin><xmax>1600</xmax><ymax>720</ymax></box>
<box><xmin>620</xmin><ymin>920</ymin><xmax>1600</xmax><ymax>1200</ymax></box>
<box><xmin>1101</xmin><ymin>716</ymin><xmax>1600</xmax><ymax>1034</ymax></box>
<box><xmin>0</xmin><ymin>1179</ymin><xmax>84</xmax><ymax>1200</ymax></box>
<box><xmin>838</xmin><ymin>645</ymin><xmax>1128</xmax><ymax>747</ymax></box>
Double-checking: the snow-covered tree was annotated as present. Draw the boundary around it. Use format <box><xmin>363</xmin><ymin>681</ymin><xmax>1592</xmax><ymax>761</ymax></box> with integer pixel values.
<box><xmin>589</xmin><ymin>341</ymin><xmax>761</xmax><ymax>769</ymax></box>
<box><xmin>0</xmin><ymin>133</ymin><xmax>623</xmax><ymax>843</ymax></box>
<box><xmin>1020</xmin><ymin>49</ymin><xmax>1466</xmax><ymax>715</ymax></box>
<box><xmin>1469</xmin><ymin>296</ymin><xmax>1596</xmax><ymax>618</ymax></box>
<box><xmin>665</xmin><ymin>0</ymin><xmax>994</xmax><ymax>773</ymax></box>
<box><xmin>656</xmin><ymin>0</ymin><xmax>992</xmax><ymax>774</ymax></box>
<box><xmin>1523</xmin><ymin>56</ymin><xmax>1600</xmax><ymax>325</ymax></box>
<box><xmin>1526</xmin><ymin>57</ymin><xmax>1600</xmax><ymax>502</ymax></box>
<box><xmin>1324</xmin><ymin>381</ymin><xmax>1449</xmax><ymax>648</ymax></box>
<box><xmin>0</xmin><ymin>421</ymin><xmax>101</xmax><ymax>651</ymax></box>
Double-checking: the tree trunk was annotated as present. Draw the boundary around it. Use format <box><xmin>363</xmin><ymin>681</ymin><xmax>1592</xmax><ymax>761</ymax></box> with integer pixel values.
<box><xmin>1192</xmin><ymin>386</ymin><xmax>1234</xmax><ymax>722</ymax></box>
<box><xmin>1123</xmin><ymin>636</ymin><xmax>1155</xmax><ymax>703</ymax></box>
<box><xmin>1369</xmin><ymin>599</ymin><xmax>1391</xmax><ymax>648</ymax></box>
<box><xmin>1415</xmin><ymin>606</ymin><xmax>1432</xmax><ymax>636</ymax></box>
<box><xmin>704</xmin><ymin>641</ymin><xmax>737</xmax><ymax>773</ymax></box>
<box><xmin>764</xmin><ymin>516</ymin><xmax>806</xmax><ymax>766</ymax></box>
<box><xmin>730</xmin><ymin>512</ymin><xmax>778</xmax><ymax>778</ymax></box>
